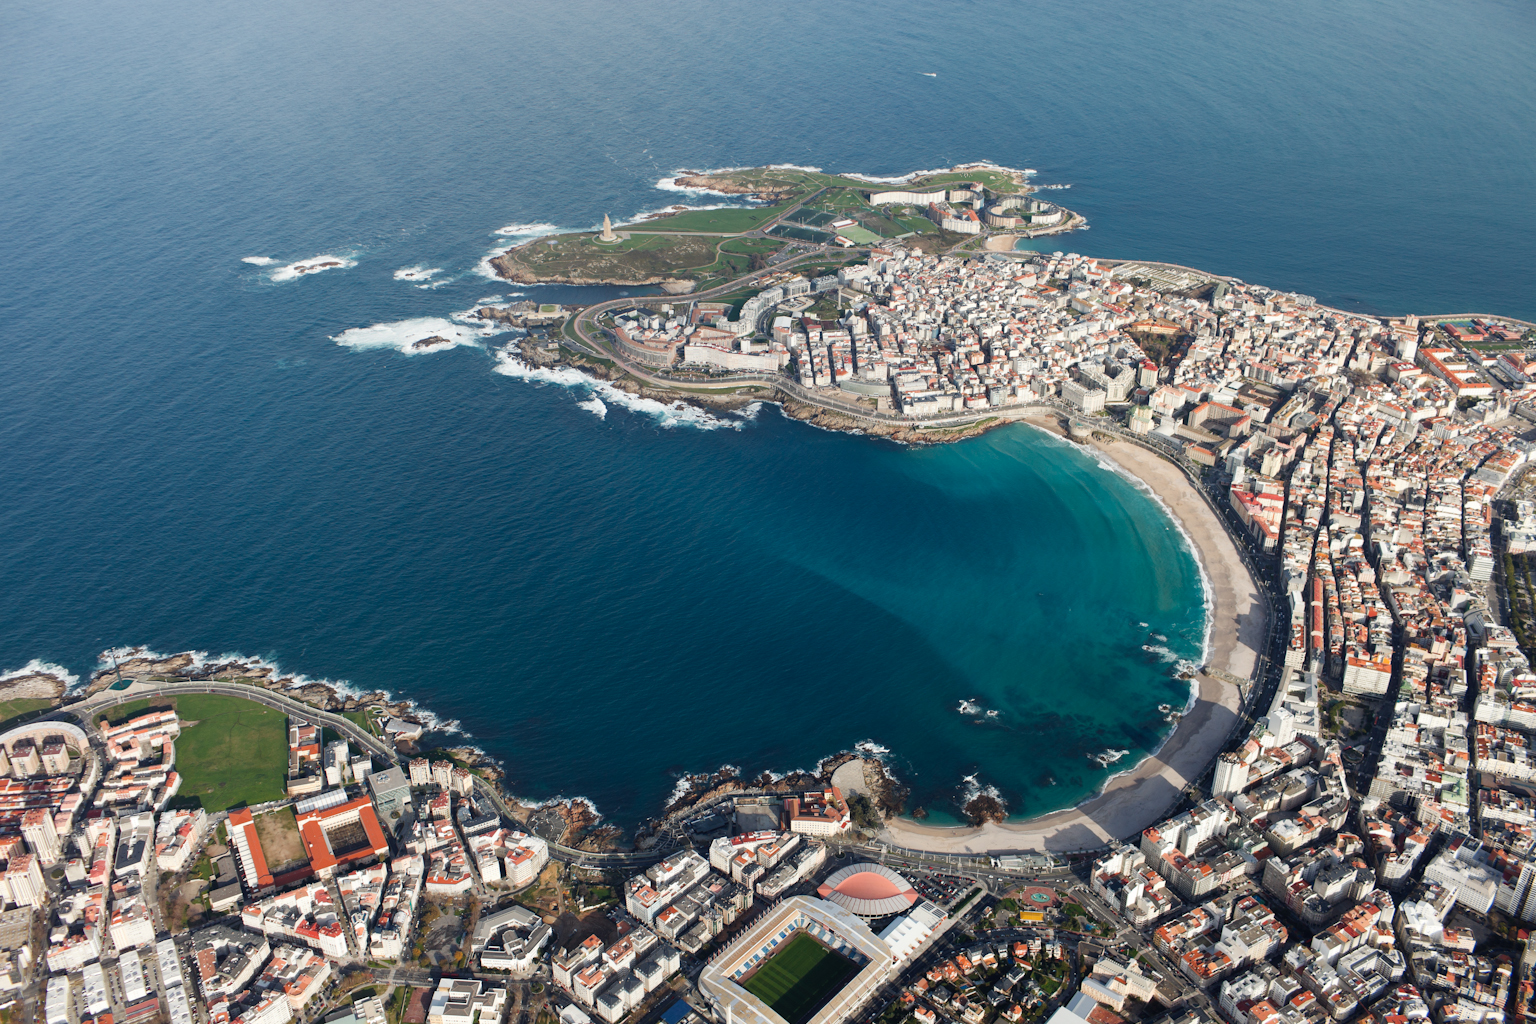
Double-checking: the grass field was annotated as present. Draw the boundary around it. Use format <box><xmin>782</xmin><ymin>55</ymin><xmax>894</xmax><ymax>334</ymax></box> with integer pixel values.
<box><xmin>743</xmin><ymin>934</ymin><xmax>858</xmax><ymax>1024</ymax></box>
<box><xmin>140</xmin><ymin>693</ymin><xmax>289</xmax><ymax>811</ymax></box>
<box><xmin>0</xmin><ymin>698</ymin><xmax>53</xmax><ymax>728</ymax></box>
<box><xmin>496</xmin><ymin>232</ymin><xmax>720</xmax><ymax>282</ymax></box>
<box><xmin>718</xmin><ymin>237</ymin><xmax>787</xmax><ymax>256</ymax></box>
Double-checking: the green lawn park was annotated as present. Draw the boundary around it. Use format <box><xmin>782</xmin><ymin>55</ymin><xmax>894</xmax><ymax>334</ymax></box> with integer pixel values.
<box><xmin>103</xmin><ymin>692</ymin><xmax>288</xmax><ymax>811</ymax></box>
<box><xmin>742</xmin><ymin>933</ymin><xmax>859</xmax><ymax>1024</ymax></box>
<box><xmin>0</xmin><ymin>698</ymin><xmax>54</xmax><ymax>729</ymax></box>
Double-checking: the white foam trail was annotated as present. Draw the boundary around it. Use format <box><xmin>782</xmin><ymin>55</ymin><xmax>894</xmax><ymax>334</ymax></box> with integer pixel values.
<box><xmin>958</xmin><ymin>774</ymin><xmax>1006</xmax><ymax>809</ymax></box>
<box><xmin>626</xmin><ymin>201</ymin><xmax>758</xmax><ymax>224</ymax></box>
<box><xmin>493</xmin><ymin>222</ymin><xmax>561</xmax><ymax>237</ymax></box>
<box><xmin>520</xmin><ymin>795</ymin><xmax>602</xmax><ymax>820</ymax></box>
<box><xmin>654</xmin><ymin>177</ymin><xmax>745</xmax><ymax>200</ymax></box>
<box><xmin>242</xmin><ymin>256</ymin><xmax>277</xmax><ymax>266</ymax></box>
<box><xmin>492</xmin><ymin>348</ymin><xmax>754</xmax><ymax>431</ymax></box>
<box><xmin>854</xmin><ymin>740</ymin><xmax>890</xmax><ymax>758</ymax></box>
<box><xmin>840</xmin><ymin>161</ymin><xmax>1023</xmax><ymax>184</ymax></box>
<box><xmin>394</xmin><ymin>266</ymin><xmax>442</xmax><ymax>282</ymax></box>
<box><xmin>1141</xmin><ymin>643</ymin><xmax>1179</xmax><ymax>663</ymax></box>
<box><xmin>478</xmin><ymin>224</ymin><xmax>571</xmax><ymax>280</ymax></box>
<box><xmin>577</xmin><ymin>395</ymin><xmax>608</xmax><ymax>419</ymax></box>
<box><xmin>332</xmin><ymin>308</ymin><xmax>509</xmax><ymax>356</ymax></box>
<box><xmin>665</xmin><ymin>776</ymin><xmax>696</xmax><ymax>808</ymax></box>
<box><xmin>0</xmin><ymin>659</ymin><xmax>79</xmax><ymax>691</ymax></box>
<box><xmin>96</xmin><ymin>645</ymin><xmax>473</xmax><ymax>737</ymax></box>
<box><xmin>269</xmin><ymin>254</ymin><xmax>357</xmax><ymax>282</ymax></box>
<box><xmin>1090</xmin><ymin>748</ymin><xmax>1130</xmax><ymax>767</ymax></box>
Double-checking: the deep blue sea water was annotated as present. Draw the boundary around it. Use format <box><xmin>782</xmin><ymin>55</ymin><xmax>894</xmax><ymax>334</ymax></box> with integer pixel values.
<box><xmin>2</xmin><ymin>0</ymin><xmax>1532</xmax><ymax>826</ymax></box>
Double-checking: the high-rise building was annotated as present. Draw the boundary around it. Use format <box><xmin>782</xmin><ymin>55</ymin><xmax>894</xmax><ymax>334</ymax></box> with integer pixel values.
<box><xmin>21</xmin><ymin>808</ymin><xmax>61</xmax><ymax>865</ymax></box>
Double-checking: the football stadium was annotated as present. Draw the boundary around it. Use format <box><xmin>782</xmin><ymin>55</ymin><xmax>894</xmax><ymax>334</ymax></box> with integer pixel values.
<box><xmin>699</xmin><ymin>896</ymin><xmax>894</xmax><ymax>1024</ymax></box>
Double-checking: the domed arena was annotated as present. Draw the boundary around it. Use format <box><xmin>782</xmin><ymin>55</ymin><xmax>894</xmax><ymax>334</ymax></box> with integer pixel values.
<box><xmin>816</xmin><ymin>863</ymin><xmax>919</xmax><ymax>917</ymax></box>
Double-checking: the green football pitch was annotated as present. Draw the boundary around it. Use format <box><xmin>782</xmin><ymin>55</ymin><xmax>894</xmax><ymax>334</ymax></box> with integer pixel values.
<box><xmin>743</xmin><ymin>933</ymin><xmax>860</xmax><ymax>1024</ymax></box>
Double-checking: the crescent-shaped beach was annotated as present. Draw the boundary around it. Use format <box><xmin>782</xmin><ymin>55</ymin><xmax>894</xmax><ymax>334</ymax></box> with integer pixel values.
<box><xmin>880</xmin><ymin>426</ymin><xmax>1267</xmax><ymax>853</ymax></box>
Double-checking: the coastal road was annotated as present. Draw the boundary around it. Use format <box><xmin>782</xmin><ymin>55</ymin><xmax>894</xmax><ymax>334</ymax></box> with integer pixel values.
<box><xmin>46</xmin><ymin>678</ymin><xmax>402</xmax><ymax>764</ymax></box>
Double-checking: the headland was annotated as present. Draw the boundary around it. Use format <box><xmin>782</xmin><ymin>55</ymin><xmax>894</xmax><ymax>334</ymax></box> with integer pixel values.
<box><xmin>487</xmin><ymin>163</ymin><xmax>1082</xmax><ymax>292</ymax></box>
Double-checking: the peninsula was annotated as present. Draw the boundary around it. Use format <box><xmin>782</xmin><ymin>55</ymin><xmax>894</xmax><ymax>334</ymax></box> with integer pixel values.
<box><xmin>487</xmin><ymin>164</ymin><xmax>1081</xmax><ymax>291</ymax></box>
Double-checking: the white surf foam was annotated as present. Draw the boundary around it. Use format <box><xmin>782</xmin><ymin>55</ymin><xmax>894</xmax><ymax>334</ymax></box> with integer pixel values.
<box><xmin>394</xmin><ymin>265</ymin><xmax>442</xmax><ymax>282</ymax></box>
<box><xmin>493</xmin><ymin>222</ymin><xmax>561</xmax><ymax>237</ymax></box>
<box><xmin>665</xmin><ymin>776</ymin><xmax>697</xmax><ymax>809</ymax></box>
<box><xmin>0</xmin><ymin>658</ymin><xmax>80</xmax><ymax>691</ymax></box>
<box><xmin>577</xmin><ymin>395</ymin><xmax>608</xmax><ymax>419</ymax></box>
<box><xmin>959</xmin><ymin>773</ymin><xmax>1006</xmax><ymax>808</ymax></box>
<box><xmin>520</xmin><ymin>794</ymin><xmax>602</xmax><ymax>820</ymax></box>
<box><xmin>332</xmin><ymin>309</ymin><xmax>509</xmax><ymax>356</ymax></box>
<box><xmin>654</xmin><ymin>176</ymin><xmax>746</xmax><ymax>199</ymax></box>
<box><xmin>242</xmin><ymin>256</ymin><xmax>277</xmax><ymax>266</ymax></box>
<box><xmin>627</xmin><ymin>201</ymin><xmax>757</xmax><ymax>223</ymax></box>
<box><xmin>840</xmin><ymin>161</ymin><xmax>1024</xmax><ymax>184</ymax></box>
<box><xmin>478</xmin><ymin>224</ymin><xmax>570</xmax><ymax>281</ymax></box>
<box><xmin>854</xmin><ymin>740</ymin><xmax>890</xmax><ymax>758</ymax></box>
<box><xmin>1141</xmin><ymin>643</ymin><xmax>1180</xmax><ymax>663</ymax></box>
<box><xmin>269</xmin><ymin>254</ymin><xmax>357</xmax><ymax>283</ymax></box>
<box><xmin>492</xmin><ymin>348</ymin><xmax>754</xmax><ymax>430</ymax></box>
<box><xmin>99</xmin><ymin>645</ymin><xmax>474</xmax><ymax>737</ymax></box>
<box><xmin>957</xmin><ymin>698</ymin><xmax>981</xmax><ymax>716</ymax></box>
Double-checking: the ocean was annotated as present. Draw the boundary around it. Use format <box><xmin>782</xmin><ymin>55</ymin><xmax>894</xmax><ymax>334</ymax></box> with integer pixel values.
<box><xmin>2</xmin><ymin>0</ymin><xmax>1532</xmax><ymax>827</ymax></box>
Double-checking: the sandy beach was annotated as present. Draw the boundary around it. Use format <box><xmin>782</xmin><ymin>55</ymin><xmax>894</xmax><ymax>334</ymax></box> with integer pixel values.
<box><xmin>879</xmin><ymin>422</ymin><xmax>1266</xmax><ymax>854</ymax></box>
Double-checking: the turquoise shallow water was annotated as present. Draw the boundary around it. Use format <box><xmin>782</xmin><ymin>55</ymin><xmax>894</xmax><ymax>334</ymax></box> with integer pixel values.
<box><xmin>1</xmin><ymin>0</ymin><xmax>1531</xmax><ymax>826</ymax></box>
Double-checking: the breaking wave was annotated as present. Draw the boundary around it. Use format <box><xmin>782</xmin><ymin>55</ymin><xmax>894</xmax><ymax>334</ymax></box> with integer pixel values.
<box><xmin>0</xmin><ymin>658</ymin><xmax>80</xmax><ymax>691</ymax></box>
<box><xmin>94</xmin><ymin>645</ymin><xmax>470</xmax><ymax>736</ymax></box>
<box><xmin>493</xmin><ymin>221</ymin><xmax>561</xmax><ymax>237</ymax></box>
<box><xmin>394</xmin><ymin>265</ymin><xmax>442</xmax><ymax>282</ymax></box>
<box><xmin>959</xmin><ymin>773</ymin><xmax>1006</xmax><ymax>808</ymax></box>
<box><xmin>492</xmin><ymin>348</ymin><xmax>756</xmax><ymax>430</ymax></box>
<box><xmin>268</xmin><ymin>254</ymin><xmax>358</xmax><ymax>283</ymax></box>
<box><xmin>331</xmin><ymin>308</ymin><xmax>510</xmax><ymax>356</ymax></box>
<box><xmin>241</xmin><ymin>256</ymin><xmax>277</xmax><ymax>266</ymax></box>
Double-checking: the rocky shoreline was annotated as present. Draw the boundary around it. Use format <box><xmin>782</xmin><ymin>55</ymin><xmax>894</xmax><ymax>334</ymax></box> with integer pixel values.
<box><xmin>0</xmin><ymin>669</ymin><xmax>68</xmax><ymax>702</ymax></box>
<box><xmin>512</xmin><ymin>336</ymin><xmax>1012</xmax><ymax>444</ymax></box>
<box><xmin>634</xmin><ymin>750</ymin><xmax>912</xmax><ymax>847</ymax></box>
<box><xmin>486</xmin><ymin>250</ymin><xmax>697</xmax><ymax>291</ymax></box>
<box><xmin>72</xmin><ymin>648</ymin><xmax>630</xmax><ymax>846</ymax></box>
<box><xmin>777</xmin><ymin>398</ymin><xmax>1006</xmax><ymax>445</ymax></box>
